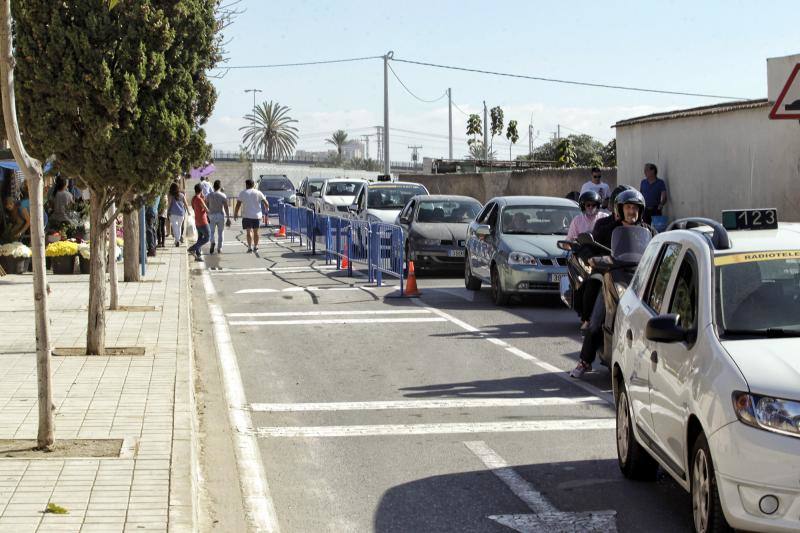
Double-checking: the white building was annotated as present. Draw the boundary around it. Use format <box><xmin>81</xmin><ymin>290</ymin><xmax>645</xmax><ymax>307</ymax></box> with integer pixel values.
<box><xmin>614</xmin><ymin>54</ymin><xmax>800</xmax><ymax>222</ymax></box>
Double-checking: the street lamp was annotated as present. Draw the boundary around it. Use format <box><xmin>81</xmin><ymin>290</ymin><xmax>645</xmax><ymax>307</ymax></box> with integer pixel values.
<box><xmin>244</xmin><ymin>88</ymin><xmax>263</xmax><ymax>162</ymax></box>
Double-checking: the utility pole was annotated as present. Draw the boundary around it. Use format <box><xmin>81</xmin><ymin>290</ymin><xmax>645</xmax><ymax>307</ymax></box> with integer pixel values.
<box><xmin>557</xmin><ymin>124</ymin><xmax>561</xmax><ymax>141</ymax></box>
<box><xmin>408</xmin><ymin>145</ymin><xmax>422</xmax><ymax>170</ymax></box>
<box><xmin>244</xmin><ymin>88</ymin><xmax>262</xmax><ymax>161</ymax></box>
<box><xmin>383</xmin><ymin>51</ymin><xmax>393</xmax><ymax>176</ymax></box>
<box><xmin>376</xmin><ymin>126</ymin><xmax>383</xmax><ymax>164</ymax></box>
<box><xmin>483</xmin><ymin>100</ymin><xmax>488</xmax><ymax>159</ymax></box>
<box><xmin>528</xmin><ymin>124</ymin><xmax>533</xmax><ymax>157</ymax></box>
<box><xmin>447</xmin><ymin>88</ymin><xmax>453</xmax><ymax>159</ymax></box>
<box><xmin>361</xmin><ymin>135</ymin><xmax>370</xmax><ymax>160</ymax></box>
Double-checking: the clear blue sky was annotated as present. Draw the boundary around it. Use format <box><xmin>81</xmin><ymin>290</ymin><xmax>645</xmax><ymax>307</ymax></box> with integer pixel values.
<box><xmin>207</xmin><ymin>0</ymin><xmax>798</xmax><ymax>161</ymax></box>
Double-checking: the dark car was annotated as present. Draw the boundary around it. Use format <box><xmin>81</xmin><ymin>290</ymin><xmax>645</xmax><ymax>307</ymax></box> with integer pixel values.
<box><xmin>257</xmin><ymin>175</ymin><xmax>296</xmax><ymax>215</ymax></box>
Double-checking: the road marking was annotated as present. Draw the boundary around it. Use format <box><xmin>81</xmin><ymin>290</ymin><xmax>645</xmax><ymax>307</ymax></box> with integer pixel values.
<box><xmin>230</xmin><ymin>317</ymin><xmax>448</xmax><ymax>326</ymax></box>
<box><xmin>201</xmin><ymin>269</ymin><xmax>280</xmax><ymax>533</ymax></box>
<box><xmin>236</xmin><ymin>285</ymin><xmax>396</xmax><ymax>294</ymax></box>
<box><xmin>255</xmin><ymin>419</ymin><xmax>615</xmax><ymax>438</ymax></box>
<box><xmin>416</xmin><ymin>304</ymin><xmax>614</xmax><ymax>405</ymax></box>
<box><xmin>464</xmin><ymin>440</ymin><xmax>618</xmax><ymax>532</ymax></box>
<box><xmin>226</xmin><ymin>310</ymin><xmax>431</xmax><ymax>317</ymax></box>
<box><xmin>250</xmin><ymin>397</ymin><xmax>605</xmax><ymax>412</ymax></box>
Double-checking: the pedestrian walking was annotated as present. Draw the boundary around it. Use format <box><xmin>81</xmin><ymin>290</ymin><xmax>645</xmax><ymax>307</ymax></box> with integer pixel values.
<box><xmin>200</xmin><ymin>175</ymin><xmax>213</xmax><ymax>197</ymax></box>
<box><xmin>579</xmin><ymin>167</ymin><xmax>611</xmax><ymax>209</ymax></box>
<box><xmin>145</xmin><ymin>196</ymin><xmax>158</xmax><ymax>257</ymax></box>
<box><xmin>206</xmin><ymin>180</ymin><xmax>231</xmax><ymax>255</ymax></box>
<box><xmin>234</xmin><ymin>179</ymin><xmax>269</xmax><ymax>253</ymax></box>
<box><xmin>167</xmin><ymin>182</ymin><xmax>190</xmax><ymax>247</ymax></box>
<box><xmin>157</xmin><ymin>192</ymin><xmax>167</xmax><ymax>247</ymax></box>
<box><xmin>188</xmin><ymin>184</ymin><xmax>210</xmax><ymax>261</ymax></box>
<box><xmin>639</xmin><ymin>163</ymin><xmax>667</xmax><ymax>224</ymax></box>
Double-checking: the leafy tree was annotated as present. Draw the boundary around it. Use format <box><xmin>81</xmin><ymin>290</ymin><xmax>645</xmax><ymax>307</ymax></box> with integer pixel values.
<box><xmin>13</xmin><ymin>0</ymin><xmax>219</xmax><ymax>355</ymax></box>
<box><xmin>489</xmin><ymin>106</ymin><xmax>504</xmax><ymax>157</ymax></box>
<box><xmin>465</xmin><ymin>141</ymin><xmax>495</xmax><ymax>161</ymax></box>
<box><xmin>506</xmin><ymin>120</ymin><xmax>519</xmax><ymax>161</ymax></box>
<box><xmin>326</xmin><ymin>129</ymin><xmax>349</xmax><ymax>163</ymax></box>
<box><xmin>556</xmin><ymin>138</ymin><xmax>577</xmax><ymax>168</ymax></box>
<box><xmin>240</xmin><ymin>101</ymin><xmax>298</xmax><ymax>162</ymax></box>
<box><xmin>602</xmin><ymin>139</ymin><xmax>617</xmax><ymax>167</ymax></box>
<box><xmin>529</xmin><ymin>134</ymin><xmax>606</xmax><ymax>166</ymax></box>
<box><xmin>466</xmin><ymin>114</ymin><xmax>482</xmax><ymax>148</ymax></box>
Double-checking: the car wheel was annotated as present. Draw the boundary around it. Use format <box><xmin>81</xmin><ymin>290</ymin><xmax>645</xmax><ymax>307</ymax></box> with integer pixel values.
<box><xmin>691</xmin><ymin>433</ymin><xmax>732</xmax><ymax>533</ymax></box>
<box><xmin>490</xmin><ymin>266</ymin><xmax>510</xmax><ymax>306</ymax></box>
<box><xmin>616</xmin><ymin>382</ymin><xmax>658</xmax><ymax>481</ymax></box>
<box><xmin>464</xmin><ymin>253</ymin><xmax>482</xmax><ymax>290</ymax></box>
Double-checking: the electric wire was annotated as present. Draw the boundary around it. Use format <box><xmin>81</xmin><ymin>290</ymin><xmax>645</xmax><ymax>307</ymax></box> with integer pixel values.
<box><xmin>387</xmin><ymin>63</ymin><xmax>448</xmax><ymax>103</ymax></box>
<box><xmin>391</xmin><ymin>57</ymin><xmax>748</xmax><ymax>100</ymax></box>
<box><xmin>216</xmin><ymin>55</ymin><xmax>383</xmax><ymax>70</ymax></box>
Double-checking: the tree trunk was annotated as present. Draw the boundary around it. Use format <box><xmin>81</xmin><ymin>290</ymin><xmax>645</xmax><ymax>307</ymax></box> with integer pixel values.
<box><xmin>0</xmin><ymin>0</ymin><xmax>54</xmax><ymax>449</ymax></box>
<box><xmin>108</xmin><ymin>204</ymin><xmax>119</xmax><ymax>310</ymax></box>
<box><xmin>86</xmin><ymin>191</ymin><xmax>108</xmax><ymax>355</ymax></box>
<box><xmin>123</xmin><ymin>207</ymin><xmax>140</xmax><ymax>282</ymax></box>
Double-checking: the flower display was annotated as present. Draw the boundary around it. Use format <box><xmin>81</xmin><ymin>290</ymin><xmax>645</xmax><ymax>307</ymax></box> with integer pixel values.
<box><xmin>0</xmin><ymin>242</ymin><xmax>32</xmax><ymax>258</ymax></box>
<box><xmin>45</xmin><ymin>240</ymin><xmax>79</xmax><ymax>257</ymax></box>
<box><xmin>78</xmin><ymin>243</ymin><xmax>91</xmax><ymax>260</ymax></box>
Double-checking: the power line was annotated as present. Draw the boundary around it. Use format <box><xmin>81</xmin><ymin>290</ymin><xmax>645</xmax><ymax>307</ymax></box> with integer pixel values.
<box><xmin>451</xmin><ymin>100</ymin><xmax>471</xmax><ymax>116</ymax></box>
<box><xmin>215</xmin><ymin>55</ymin><xmax>383</xmax><ymax>70</ymax></box>
<box><xmin>387</xmin><ymin>63</ymin><xmax>447</xmax><ymax>103</ymax></box>
<box><xmin>391</xmin><ymin>57</ymin><xmax>748</xmax><ymax>100</ymax></box>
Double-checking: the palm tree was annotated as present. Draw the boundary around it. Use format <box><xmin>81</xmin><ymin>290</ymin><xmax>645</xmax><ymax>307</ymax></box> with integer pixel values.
<box><xmin>239</xmin><ymin>101</ymin><xmax>299</xmax><ymax>162</ymax></box>
<box><xmin>326</xmin><ymin>129</ymin><xmax>349</xmax><ymax>162</ymax></box>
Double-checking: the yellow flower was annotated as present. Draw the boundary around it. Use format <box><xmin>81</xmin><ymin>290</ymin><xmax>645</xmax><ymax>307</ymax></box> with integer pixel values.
<box><xmin>45</xmin><ymin>241</ymin><xmax>79</xmax><ymax>257</ymax></box>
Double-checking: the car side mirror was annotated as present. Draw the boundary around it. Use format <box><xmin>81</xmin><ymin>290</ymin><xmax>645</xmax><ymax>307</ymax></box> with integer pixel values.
<box><xmin>557</xmin><ymin>240</ymin><xmax>573</xmax><ymax>251</ymax></box>
<box><xmin>349</xmin><ymin>203</ymin><xmax>359</xmax><ymax>213</ymax></box>
<box><xmin>399</xmin><ymin>216</ymin><xmax>410</xmax><ymax>224</ymax></box>
<box><xmin>645</xmin><ymin>314</ymin><xmax>686</xmax><ymax>343</ymax></box>
<box><xmin>475</xmin><ymin>224</ymin><xmax>491</xmax><ymax>238</ymax></box>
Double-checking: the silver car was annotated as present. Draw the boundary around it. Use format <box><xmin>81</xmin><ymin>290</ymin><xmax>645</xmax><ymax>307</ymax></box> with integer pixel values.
<box><xmin>464</xmin><ymin>196</ymin><xmax>580</xmax><ymax>305</ymax></box>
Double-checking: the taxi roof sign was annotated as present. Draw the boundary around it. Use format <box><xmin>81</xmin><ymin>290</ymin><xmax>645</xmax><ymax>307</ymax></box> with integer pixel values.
<box><xmin>722</xmin><ymin>208</ymin><xmax>778</xmax><ymax>231</ymax></box>
<box><xmin>769</xmin><ymin>62</ymin><xmax>800</xmax><ymax>120</ymax></box>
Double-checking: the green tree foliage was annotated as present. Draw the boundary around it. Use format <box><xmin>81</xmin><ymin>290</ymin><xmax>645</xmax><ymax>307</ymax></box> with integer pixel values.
<box><xmin>506</xmin><ymin>120</ymin><xmax>519</xmax><ymax>160</ymax></box>
<box><xmin>465</xmin><ymin>141</ymin><xmax>495</xmax><ymax>161</ymax></box>
<box><xmin>240</xmin><ymin>100</ymin><xmax>299</xmax><ymax>162</ymax></box>
<box><xmin>466</xmin><ymin>114</ymin><xmax>482</xmax><ymax>147</ymax></box>
<box><xmin>325</xmin><ymin>129</ymin><xmax>349</xmax><ymax>161</ymax></box>
<box><xmin>12</xmin><ymin>0</ymin><xmax>218</xmax><ymax>354</ymax></box>
<box><xmin>556</xmin><ymin>138</ymin><xmax>577</xmax><ymax>168</ymax></box>
<box><xmin>602</xmin><ymin>139</ymin><xmax>617</xmax><ymax>167</ymax></box>
<box><xmin>528</xmin><ymin>134</ymin><xmax>607</xmax><ymax>166</ymax></box>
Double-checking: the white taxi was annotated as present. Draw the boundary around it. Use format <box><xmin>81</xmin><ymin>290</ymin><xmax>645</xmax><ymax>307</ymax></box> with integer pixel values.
<box><xmin>612</xmin><ymin>209</ymin><xmax>800</xmax><ymax>532</ymax></box>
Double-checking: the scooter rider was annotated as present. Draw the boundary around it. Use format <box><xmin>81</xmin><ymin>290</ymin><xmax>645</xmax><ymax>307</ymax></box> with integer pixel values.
<box><xmin>567</xmin><ymin>190</ymin><xmax>609</xmax><ymax>332</ymax></box>
<box><xmin>570</xmin><ymin>189</ymin><xmax>655</xmax><ymax>379</ymax></box>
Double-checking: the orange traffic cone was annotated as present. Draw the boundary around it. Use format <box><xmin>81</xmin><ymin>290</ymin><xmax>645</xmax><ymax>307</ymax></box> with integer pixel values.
<box><xmin>277</xmin><ymin>225</ymin><xmax>286</xmax><ymax>237</ymax></box>
<box><xmin>404</xmin><ymin>261</ymin><xmax>421</xmax><ymax>297</ymax></box>
<box><xmin>341</xmin><ymin>242</ymin><xmax>350</xmax><ymax>269</ymax></box>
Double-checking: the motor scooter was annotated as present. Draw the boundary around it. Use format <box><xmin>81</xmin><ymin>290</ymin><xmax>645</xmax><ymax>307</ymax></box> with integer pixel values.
<box><xmin>557</xmin><ymin>233</ymin><xmax>611</xmax><ymax>314</ymax></box>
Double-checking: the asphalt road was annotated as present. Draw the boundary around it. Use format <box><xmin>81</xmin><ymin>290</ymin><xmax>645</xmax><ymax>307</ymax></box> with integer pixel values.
<box><xmin>194</xmin><ymin>225</ymin><xmax>693</xmax><ymax>533</ymax></box>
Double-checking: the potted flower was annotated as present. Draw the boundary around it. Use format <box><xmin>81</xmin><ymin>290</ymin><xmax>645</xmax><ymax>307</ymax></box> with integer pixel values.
<box><xmin>0</xmin><ymin>242</ymin><xmax>32</xmax><ymax>274</ymax></box>
<box><xmin>78</xmin><ymin>243</ymin><xmax>91</xmax><ymax>274</ymax></box>
<box><xmin>45</xmin><ymin>240</ymin><xmax>79</xmax><ymax>274</ymax></box>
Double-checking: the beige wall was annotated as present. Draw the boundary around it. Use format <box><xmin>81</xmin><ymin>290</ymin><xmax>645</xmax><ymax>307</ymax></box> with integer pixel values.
<box><xmin>616</xmin><ymin>106</ymin><xmax>800</xmax><ymax>222</ymax></box>
<box><xmin>402</xmin><ymin>167</ymin><xmax>617</xmax><ymax>204</ymax></box>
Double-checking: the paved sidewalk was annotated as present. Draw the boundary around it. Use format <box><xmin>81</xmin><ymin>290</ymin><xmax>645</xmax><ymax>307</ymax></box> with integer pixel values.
<box><xmin>0</xmin><ymin>248</ymin><xmax>196</xmax><ymax>533</ymax></box>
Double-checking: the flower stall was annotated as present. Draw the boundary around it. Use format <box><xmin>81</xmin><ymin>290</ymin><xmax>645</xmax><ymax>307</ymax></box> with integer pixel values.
<box><xmin>45</xmin><ymin>240</ymin><xmax>78</xmax><ymax>274</ymax></box>
<box><xmin>0</xmin><ymin>241</ymin><xmax>32</xmax><ymax>274</ymax></box>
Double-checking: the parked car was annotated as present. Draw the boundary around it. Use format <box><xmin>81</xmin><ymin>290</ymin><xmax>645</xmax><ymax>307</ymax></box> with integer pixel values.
<box><xmin>464</xmin><ymin>196</ymin><xmax>580</xmax><ymax>305</ymax></box>
<box><xmin>295</xmin><ymin>177</ymin><xmax>327</xmax><ymax>208</ymax></box>
<box><xmin>349</xmin><ymin>181</ymin><xmax>429</xmax><ymax>224</ymax></box>
<box><xmin>307</xmin><ymin>178</ymin><xmax>367</xmax><ymax>214</ymax></box>
<box><xmin>257</xmin><ymin>175</ymin><xmax>296</xmax><ymax>217</ymax></box>
<box><xmin>396</xmin><ymin>195</ymin><xmax>482</xmax><ymax>272</ymax></box>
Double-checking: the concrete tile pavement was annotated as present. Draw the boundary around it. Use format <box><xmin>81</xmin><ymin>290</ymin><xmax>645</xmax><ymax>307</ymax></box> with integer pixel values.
<box><xmin>0</xmin><ymin>247</ymin><xmax>197</xmax><ymax>532</ymax></box>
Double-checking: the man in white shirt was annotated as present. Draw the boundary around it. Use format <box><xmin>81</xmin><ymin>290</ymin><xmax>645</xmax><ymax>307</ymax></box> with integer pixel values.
<box><xmin>234</xmin><ymin>179</ymin><xmax>269</xmax><ymax>253</ymax></box>
<box><xmin>199</xmin><ymin>176</ymin><xmax>213</xmax><ymax>197</ymax></box>
<box><xmin>579</xmin><ymin>167</ymin><xmax>611</xmax><ymax>209</ymax></box>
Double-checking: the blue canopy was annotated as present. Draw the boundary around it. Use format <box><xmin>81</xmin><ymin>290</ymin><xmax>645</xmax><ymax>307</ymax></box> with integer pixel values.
<box><xmin>0</xmin><ymin>159</ymin><xmax>54</xmax><ymax>172</ymax></box>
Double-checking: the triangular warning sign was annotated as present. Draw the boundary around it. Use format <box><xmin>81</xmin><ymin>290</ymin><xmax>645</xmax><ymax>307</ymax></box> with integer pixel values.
<box><xmin>769</xmin><ymin>63</ymin><xmax>800</xmax><ymax>119</ymax></box>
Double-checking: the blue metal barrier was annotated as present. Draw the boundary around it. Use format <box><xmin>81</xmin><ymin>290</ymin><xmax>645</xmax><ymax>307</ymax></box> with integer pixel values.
<box><xmin>369</xmin><ymin>222</ymin><xmax>405</xmax><ymax>295</ymax></box>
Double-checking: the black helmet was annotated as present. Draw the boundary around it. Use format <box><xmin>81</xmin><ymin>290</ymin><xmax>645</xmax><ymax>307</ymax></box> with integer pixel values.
<box><xmin>615</xmin><ymin>189</ymin><xmax>646</xmax><ymax>223</ymax></box>
<box><xmin>578</xmin><ymin>190</ymin><xmax>601</xmax><ymax>212</ymax></box>
<box><xmin>609</xmin><ymin>184</ymin><xmax>634</xmax><ymax>208</ymax></box>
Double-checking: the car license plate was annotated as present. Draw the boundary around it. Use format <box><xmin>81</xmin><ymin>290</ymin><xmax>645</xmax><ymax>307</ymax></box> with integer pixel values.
<box><xmin>549</xmin><ymin>273</ymin><xmax>565</xmax><ymax>283</ymax></box>
<box><xmin>448</xmin><ymin>249</ymin><xmax>465</xmax><ymax>257</ymax></box>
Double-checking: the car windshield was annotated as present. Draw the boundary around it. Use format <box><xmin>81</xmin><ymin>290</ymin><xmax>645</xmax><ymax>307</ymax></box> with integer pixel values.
<box><xmin>259</xmin><ymin>178</ymin><xmax>292</xmax><ymax>191</ymax></box>
<box><xmin>307</xmin><ymin>180</ymin><xmax>324</xmax><ymax>195</ymax></box>
<box><xmin>716</xmin><ymin>255</ymin><xmax>800</xmax><ymax>334</ymax></box>
<box><xmin>368</xmin><ymin>184</ymin><xmax>427</xmax><ymax>209</ymax></box>
<box><xmin>416</xmin><ymin>199</ymin><xmax>481</xmax><ymax>223</ymax></box>
<box><xmin>501</xmin><ymin>205</ymin><xmax>580</xmax><ymax>235</ymax></box>
<box><xmin>325</xmin><ymin>181</ymin><xmax>361</xmax><ymax>196</ymax></box>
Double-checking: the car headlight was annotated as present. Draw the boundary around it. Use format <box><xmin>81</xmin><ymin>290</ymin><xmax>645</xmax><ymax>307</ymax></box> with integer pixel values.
<box><xmin>732</xmin><ymin>391</ymin><xmax>800</xmax><ymax>438</ymax></box>
<box><xmin>413</xmin><ymin>237</ymin><xmax>440</xmax><ymax>246</ymax></box>
<box><xmin>508</xmin><ymin>252</ymin><xmax>538</xmax><ymax>265</ymax></box>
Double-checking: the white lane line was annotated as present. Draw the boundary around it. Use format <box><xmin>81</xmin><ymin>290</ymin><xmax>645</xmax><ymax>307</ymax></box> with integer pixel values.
<box><xmin>226</xmin><ymin>310</ymin><xmax>431</xmax><ymax>317</ymax></box>
<box><xmin>464</xmin><ymin>440</ymin><xmax>557</xmax><ymax>514</ymax></box>
<box><xmin>236</xmin><ymin>286</ymin><xmax>396</xmax><ymax>294</ymax></box>
<box><xmin>230</xmin><ymin>317</ymin><xmax>448</xmax><ymax>326</ymax></box>
<box><xmin>416</xmin><ymin>304</ymin><xmax>614</xmax><ymax>405</ymax></box>
<box><xmin>255</xmin><ymin>419</ymin><xmax>615</xmax><ymax>438</ymax></box>
<box><xmin>250</xmin><ymin>397</ymin><xmax>605</xmax><ymax>412</ymax></box>
<box><xmin>201</xmin><ymin>269</ymin><xmax>280</xmax><ymax>533</ymax></box>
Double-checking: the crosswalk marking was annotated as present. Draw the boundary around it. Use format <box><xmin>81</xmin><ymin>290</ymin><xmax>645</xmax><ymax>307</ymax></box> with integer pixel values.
<box><xmin>250</xmin><ymin>397</ymin><xmax>605</xmax><ymax>412</ymax></box>
<box><xmin>254</xmin><ymin>419</ymin><xmax>615</xmax><ymax>438</ymax></box>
